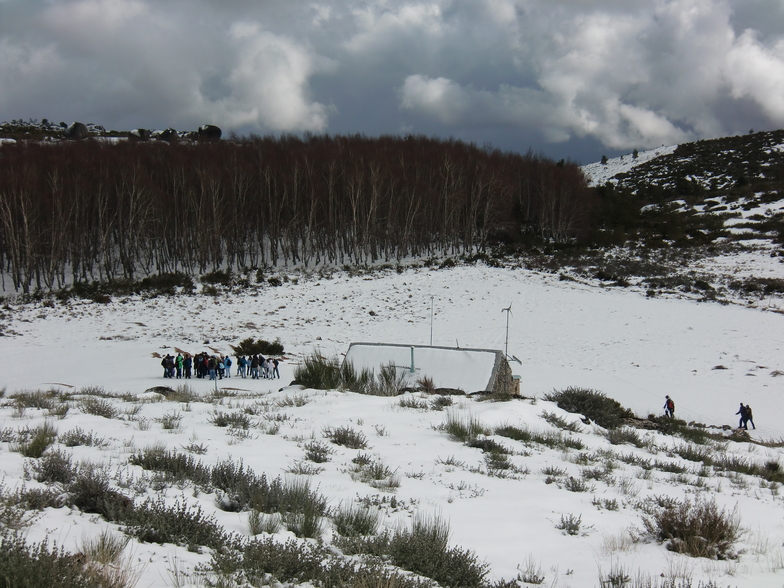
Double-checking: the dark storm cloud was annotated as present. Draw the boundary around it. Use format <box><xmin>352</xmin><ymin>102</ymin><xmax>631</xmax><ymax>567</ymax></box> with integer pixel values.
<box><xmin>1</xmin><ymin>0</ymin><xmax>783</xmax><ymax>161</ymax></box>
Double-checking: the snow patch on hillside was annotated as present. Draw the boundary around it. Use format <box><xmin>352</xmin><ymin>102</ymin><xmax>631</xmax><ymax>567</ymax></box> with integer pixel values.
<box><xmin>581</xmin><ymin>145</ymin><xmax>678</xmax><ymax>186</ymax></box>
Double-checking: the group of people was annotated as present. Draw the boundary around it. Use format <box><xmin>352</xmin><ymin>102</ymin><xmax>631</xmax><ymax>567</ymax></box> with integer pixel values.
<box><xmin>663</xmin><ymin>395</ymin><xmax>756</xmax><ymax>430</ymax></box>
<box><xmin>160</xmin><ymin>352</ymin><xmax>281</xmax><ymax>381</ymax></box>
<box><xmin>235</xmin><ymin>355</ymin><xmax>281</xmax><ymax>379</ymax></box>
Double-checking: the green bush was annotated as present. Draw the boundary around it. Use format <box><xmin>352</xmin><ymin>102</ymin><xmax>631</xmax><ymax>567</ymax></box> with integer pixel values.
<box><xmin>209</xmin><ymin>410</ymin><xmax>252</xmax><ymax>429</ymax></box>
<box><xmin>605</xmin><ymin>427</ymin><xmax>645</xmax><ymax>447</ymax></box>
<box><xmin>79</xmin><ymin>396</ymin><xmax>119</xmax><ymax>419</ymax></box>
<box><xmin>201</xmin><ymin>269</ymin><xmax>232</xmax><ymax>286</ymax></box>
<box><xmin>556</xmin><ymin>513</ymin><xmax>582</xmax><ymax>536</ymax></box>
<box><xmin>339</xmin><ymin>514</ymin><xmax>488</xmax><ymax>588</ymax></box>
<box><xmin>123</xmin><ymin>497</ymin><xmax>228</xmax><ymax>551</ymax></box>
<box><xmin>0</xmin><ymin>533</ymin><xmax>111</xmax><ymax>588</ymax></box>
<box><xmin>12</xmin><ymin>422</ymin><xmax>57</xmax><ymax>458</ymax></box>
<box><xmin>67</xmin><ymin>467</ymin><xmax>132</xmax><ymax>520</ymax></box>
<box><xmin>324</xmin><ymin>426</ymin><xmax>368</xmax><ymax>449</ymax></box>
<box><xmin>443</xmin><ymin>412</ymin><xmax>487</xmax><ymax>443</ymax></box>
<box><xmin>332</xmin><ymin>503</ymin><xmax>380</xmax><ymax>537</ymax></box>
<box><xmin>543</xmin><ymin>387</ymin><xmax>634</xmax><ymax>429</ymax></box>
<box><xmin>231</xmin><ymin>337</ymin><xmax>284</xmax><ymax>356</ymax></box>
<box><xmin>28</xmin><ymin>449</ymin><xmax>77</xmax><ymax>484</ymax></box>
<box><xmin>60</xmin><ymin>427</ymin><xmax>106</xmax><ymax>448</ymax></box>
<box><xmin>303</xmin><ymin>440</ymin><xmax>334</xmax><ymax>463</ymax></box>
<box><xmin>130</xmin><ymin>449</ymin><xmax>327</xmax><ymax>517</ymax></box>
<box><xmin>642</xmin><ymin>497</ymin><xmax>742</xmax><ymax>559</ymax></box>
<box><xmin>11</xmin><ymin>390</ymin><xmax>59</xmax><ymax>410</ymax></box>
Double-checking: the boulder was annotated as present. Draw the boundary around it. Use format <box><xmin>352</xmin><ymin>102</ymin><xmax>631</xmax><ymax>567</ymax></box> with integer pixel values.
<box><xmin>130</xmin><ymin>128</ymin><xmax>151</xmax><ymax>141</ymax></box>
<box><xmin>65</xmin><ymin>122</ymin><xmax>89</xmax><ymax>140</ymax></box>
<box><xmin>158</xmin><ymin>128</ymin><xmax>178</xmax><ymax>142</ymax></box>
<box><xmin>198</xmin><ymin>124</ymin><xmax>222</xmax><ymax>141</ymax></box>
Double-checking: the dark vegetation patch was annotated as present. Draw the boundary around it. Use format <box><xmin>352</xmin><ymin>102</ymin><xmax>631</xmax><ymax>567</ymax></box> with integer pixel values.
<box><xmin>543</xmin><ymin>387</ymin><xmax>634</xmax><ymax>429</ymax></box>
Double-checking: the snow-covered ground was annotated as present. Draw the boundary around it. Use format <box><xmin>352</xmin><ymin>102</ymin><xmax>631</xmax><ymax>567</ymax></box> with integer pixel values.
<box><xmin>1</xmin><ymin>261</ymin><xmax>784</xmax><ymax>587</ymax></box>
<box><xmin>581</xmin><ymin>145</ymin><xmax>678</xmax><ymax>187</ymax></box>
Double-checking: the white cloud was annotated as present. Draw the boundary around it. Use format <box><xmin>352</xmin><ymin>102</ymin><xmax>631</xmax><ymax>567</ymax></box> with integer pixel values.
<box><xmin>205</xmin><ymin>22</ymin><xmax>332</xmax><ymax>132</ymax></box>
<box><xmin>726</xmin><ymin>29</ymin><xmax>784</xmax><ymax>121</ymax></box>
<box><xmin>3</xmin><ymin>0</ymin><xmax>784</xmax><ymax>158</ymax></box>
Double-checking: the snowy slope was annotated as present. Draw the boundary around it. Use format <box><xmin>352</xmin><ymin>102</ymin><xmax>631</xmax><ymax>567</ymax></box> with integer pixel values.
<box><xmin>1</xmin><ymin>262</ymin><xmax>784</xmax><ymax>587</ymax></box>
<box><xmin>580</xmin><ymin>145</ymin><xmax>678</xmax><ymax>187</ymax></box>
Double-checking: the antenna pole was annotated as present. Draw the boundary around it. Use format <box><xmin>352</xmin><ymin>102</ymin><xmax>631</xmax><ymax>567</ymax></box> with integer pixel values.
<box><xmin>502</xmin><ymin>303</ymin><xmax>513</xmax><ymax>359</ymax></box>
<box><xmin>430</xmin><ymin>295</ymin><xmax>434</xmax><ymax>346</ymax></box>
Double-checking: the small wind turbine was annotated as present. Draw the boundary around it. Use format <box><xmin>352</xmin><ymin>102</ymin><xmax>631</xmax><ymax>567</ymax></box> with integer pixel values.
<box><xmin>501</xmin><ymin>303</ymin><xmax>522</xmax><ymax>364</ymax></box>
<box><xmin>502</xmin><ymin>303</ymin><xmax>512</xmax><ymax>359</ymax></box>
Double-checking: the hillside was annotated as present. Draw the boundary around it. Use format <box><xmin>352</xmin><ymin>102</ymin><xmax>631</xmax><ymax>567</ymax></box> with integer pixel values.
<box><xmin>0</xmin><ymin>262</ymin><xmax>783</xmax><ymax>587</ymax></box>
<box><xmin>581</xmin><ymin>131</ymin><xmax>784</xmax><ymax>250</ymax></box>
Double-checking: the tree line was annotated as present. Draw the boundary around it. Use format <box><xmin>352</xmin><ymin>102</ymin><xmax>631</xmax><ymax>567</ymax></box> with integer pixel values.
<box><xmin>0</xmin><ymin>134</ymin><xmax>594</xmax><ymax>293</ymax></box>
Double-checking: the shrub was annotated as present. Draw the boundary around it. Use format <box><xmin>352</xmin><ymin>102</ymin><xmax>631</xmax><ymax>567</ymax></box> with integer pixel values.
<box><xmin>129</xmin><ymin>448</ymin><xmax>328</xmax><ymax>518</ymax></box>
<box><xmin>399</xmin><ymin>395</ymin><xmax>429</xmax><ymax>410</ymax></box>
<box><xmin>543</xmin><ymin>387</ymin><xmax>634</xmax><ymax>429</ymax></box>
<box><xmin>158</xmin><ymin>410</ymin><xmax>183</xmax><ymax>430</ymax></box>
<box><xmin>443</xmin><ymin>412</ymin><xmax>487</xmax><ymax>443</ymax></box>
<box><xmin>28</xmin><ymin>449</ymin><xmax>77</xmax><ymax>484</ymax></box>
<box><xmin>386</xmin><ymin>514</ymin><xmax>488</xmax><ymax>588</ymax></box>
<box><xmin>294</xmin><ymin>352</ymin><xmax>342</xmax><ymax>390</ymax></box>
<box><xmin>494</xmin><ymin>424</ymin><xmax>532</xmax><ymax>443</ymax></box>
<box><xmin>302</xmin><ymin>440</ymin><xmax>334</xmax><ymax>463</ymax></box>
<box><xmin>541</xmin><ymin>410</ymin><xmax>583</xmax><ymax>433</ymax></box>
<box><xmin>209</xmin><ymin>411</ymin><xmax>252</xmax><ymax>429</ymax></box>
<box><xmin>201</xmin><ymin>269</ymin><xmax>232</xmax><ymax>286</ymax></box>
<box><xmin>605</xmin><ymin>427</ymin><xmax>645</xmax><ymax>447</ymax></box>
<box><xmin>12</xmin><ymin>422</ymin><xmax>57</xmax><ymax>458</ymax></box>
<box><xmin>430</xmin><ymin>395</ymin><xmax>454</xmax><ymax>411</ymax></box>
<box><xmin>79</xmin><ymin>396</ymin><xmax>119</xmax><ymax>419</ymax></box>
<box><xmin>137</xmin><ymin>271</ymin><xmax>195</xmax><ymax>295</ymax></box>
<box><xmin>67</xmin><ymin>466</ymin><xmax>132</xmax><ymax>520</ymax></box>
<box><xmin>0</xmin><ymin>533</ymin><xmax>122</xmax><ymax>588</ymax></box>
<box><xmin>332</xmin><ymin>503</ymin><xmax>380</xmax><ymax>537</ymax></box>
<box><xmin>563</xmin><ymin>476</ymin><xmax>592</xmax><ymax>492</ymax></box>
<box><xmin>556</xmin><ymin>513</ymin><xmax>582</xmax><ymax>536</ymax></box>
<box><xmin>467</xmin><ymin>437</ymin><xmax>509</xmax><ymax>454</ymax></box>
<box><xmin>11</xmin><ymin>390</ymin><xmax>58</xmax><ymax>410</ymax></box>
<box><xmin>123</xmin><ymin>497</ymin><xmax>228</xmax><ymax>551</ymax></box>
<box><xmin>79</xmin><ymin>528</ymin><xmax>130</xmax><ymax>566</ymax></box>
<box><xmin>231</xmin><ymin>337</ymin><xmax>285</xmax><ymax>356</ymax></box>
<box><xmin>248</xmin><ymin>510</ymin><xmax>281</xmax><ymax>535</ymax></box>
<box><xmin>282</xmin><ymin>500</ymin><xmax>324</xmax><ymax>539</ymax></box>
<box><xmin>349</xmin><ymin>458</ymin><xmax>400</xmax><ymax>490</ymax></box>
<box><xmin>671</xmin><ymin>443</ymin><xmax>712</xmax><ymax>464</ymax></box>
<box><xmin>641</xmin><ymin>497</ymin><xmax>742</xmax><ymax>559</ymax></box>
<box><xmin>324</xmin><ymin>426</ymin><xmax>368</xmax><ymax>449</ymax></box>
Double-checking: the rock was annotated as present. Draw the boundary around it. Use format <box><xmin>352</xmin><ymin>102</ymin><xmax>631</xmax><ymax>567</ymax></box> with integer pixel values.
<box><xmin>198</xmin><ymin>125</ymin><xmax>222</xmax><ymax>141</ymax></box>
<box><xmin>65</xmin><ymin>122</ymin><xmax>89</xmax><ymax>140</ymax></box>
<box><xmin>145</xmin><ymin>385</ymin><xmax>175</xmax><ymax>396</ymax></box>
<box><xmin>158</xmin><ymin>128</ymin><xmax>178</xmax><ymax>142</ymax></box>
<box><xmin>130</xmin><ymin>128</ymin><xmax>151</xmax><ymax>141</ymax></box>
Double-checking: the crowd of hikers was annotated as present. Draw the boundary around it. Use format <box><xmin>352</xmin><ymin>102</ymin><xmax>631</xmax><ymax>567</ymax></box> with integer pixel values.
<box><xmin>663</xmin><ymin>395</ymin><xmax>756</xmax><ymax>430</ymax></box>
<box><xmin>160</xmin><ymin>352</ymin><xmax>281</xmax><ymax>380</ymax></box>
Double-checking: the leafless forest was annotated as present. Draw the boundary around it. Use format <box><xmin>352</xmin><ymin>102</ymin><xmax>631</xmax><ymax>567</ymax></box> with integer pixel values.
<box><xmin>0</xmin><ymin>135</ymin><xmax>593</xmax><ymax>293</ymax></box>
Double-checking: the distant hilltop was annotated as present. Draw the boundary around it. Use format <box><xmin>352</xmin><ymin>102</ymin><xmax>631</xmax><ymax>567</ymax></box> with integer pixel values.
<box><xmin>0</xmin><ymin>118</ymin><xmax>221</xmax><ymax>142</ymax></box>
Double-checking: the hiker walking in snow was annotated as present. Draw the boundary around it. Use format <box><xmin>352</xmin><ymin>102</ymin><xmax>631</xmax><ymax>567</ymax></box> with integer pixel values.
<box><xmin>746</xmin><ymin>405</ymin><xmax>756</xmax><ymax>430</ymax></box>
<box><xmin>224</xmin><ymin>355</ymin><xmax>232</xmax><ymax>379</ymax></box>
<box><xmin>736</xmin><ymin>403</ymin><xmax>755</xmax><ymax>430</ymax></box>
<box><xmin>272</xmin><ymin>357</ymin><xmax>280</xmax><ymax>379</ymax></box>
<box><xmin>663</xmin><ymin>395</ymin><xmax>675</xmax><ymax>418</ymax></box>
<box><xmin>176</xmin><ymin>354</ymin><xmax>183</xmax><ymax>379</ymax></box>
<box><xmin>736</xmin><ymin>403</ymin><xmax>747</xmax><ymax>429</ymax></box>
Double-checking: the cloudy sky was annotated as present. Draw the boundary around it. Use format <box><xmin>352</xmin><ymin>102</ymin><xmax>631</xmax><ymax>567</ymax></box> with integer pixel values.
<box><xmin>2</xmin><ymin>0</ymin><xmax>784</xmax><ymax>162</ymax></box>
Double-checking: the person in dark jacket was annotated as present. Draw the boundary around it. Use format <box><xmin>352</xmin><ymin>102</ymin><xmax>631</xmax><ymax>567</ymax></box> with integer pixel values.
<box><xmin>736</xmin><ymin>403</ymin><xmax>748</xmax><ymax>429</ymax></box>
<box><xmin>663</xmin><ymin>395</ymin><xmax>675</xmax><ymax>418</ymax></box>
